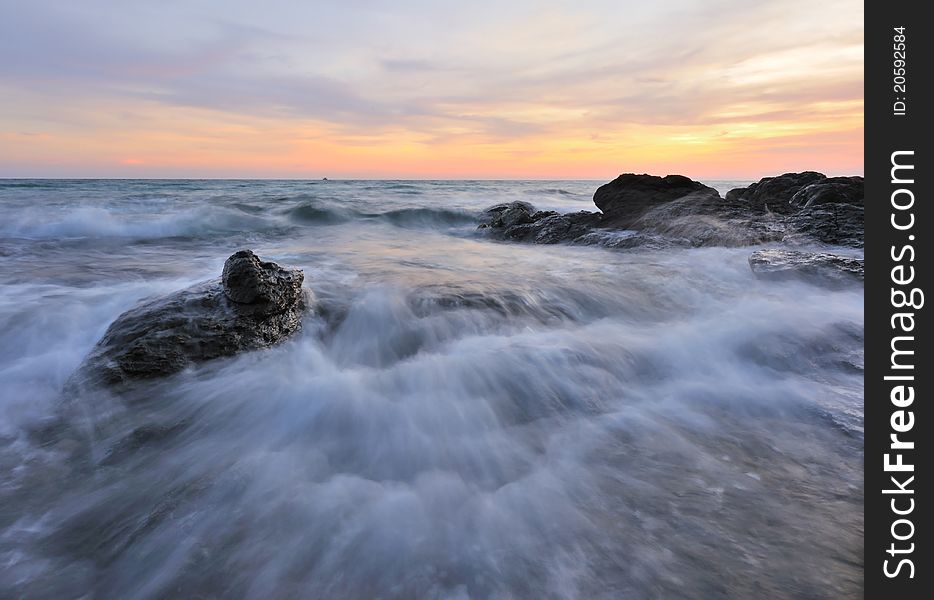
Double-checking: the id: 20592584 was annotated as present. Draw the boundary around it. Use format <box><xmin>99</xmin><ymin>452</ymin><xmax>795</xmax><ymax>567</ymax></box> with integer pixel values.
<box><xmin>893</xmin><ymin>27</ymin><xmax>907</xmax><ymax>116</ymax></box>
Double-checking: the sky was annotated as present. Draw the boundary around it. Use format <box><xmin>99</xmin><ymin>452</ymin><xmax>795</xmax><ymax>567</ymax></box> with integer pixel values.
<box><xmin>0</xmin><ymin>0</ymin><xmax>863</xmax><ymax>179</ymax></box>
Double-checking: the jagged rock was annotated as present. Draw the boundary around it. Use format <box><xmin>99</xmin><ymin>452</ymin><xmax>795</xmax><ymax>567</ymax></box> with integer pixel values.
<box><xmin>222</xmin><ymin>250</ymin><xmax>304</xmax><ymax>312</ymax></box>
<box><xmin>788</xmin><ymin>177</ymin><xmax>864</xmax><ymax>209</ymax></box>
<box><xmin>70</xmin><ymin>250</ymin><xmax>308</xmax><ymax>387</ymax></box>
<box><xmin>784</xmin><ymin>203</ymin><xmax>864</xmax><ymax>248</ymax></box>
<box><xmin>480</xmin><ymin>174</ymin><xmax>723</xmax><ymax>246</ymax></box>
<box><xmin>748</xmin><ymin>249</ymin><xmax>863</xmax><ymax>286</ymax></box>
<box><xmin>505</xmin><ymin>211</ymin><xmax>602</xmax><ymax>244</ymax></box>
<box><xmin>726</xmin><ymin>172</ymin><xmax>826</xmax><ymax>214</ymax></box>
<box><xmin>729</xmin><ymin>173</ymin><xmax>864</xmax><ymax>247</ymax></box>
<box><xmin>478</xmin><ymin>202</ymin><xmax>536</xmax><ymax>229</ymax></box>
<box><xmin>629</xmin><ymin>196</ymin><xmax>785</xmax><ymax>247</ymax></box>
<box><xmin>478</xmin><ymin>171</ymin><xmax>864</xmax><ymax>249</ymax></box>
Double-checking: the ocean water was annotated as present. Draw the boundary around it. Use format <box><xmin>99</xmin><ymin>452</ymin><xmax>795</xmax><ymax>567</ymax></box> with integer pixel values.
<box><xmin>0</xmin><ymin>180</ymin><xmax>863</xmax><ymax>598</ymax></box>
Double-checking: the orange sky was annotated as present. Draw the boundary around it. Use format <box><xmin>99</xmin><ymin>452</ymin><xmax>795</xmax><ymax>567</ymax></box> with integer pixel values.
<box><xmin>0</xmin><ymin>1</ymin><xmax>863</xmax><ymax>179</ymax></box>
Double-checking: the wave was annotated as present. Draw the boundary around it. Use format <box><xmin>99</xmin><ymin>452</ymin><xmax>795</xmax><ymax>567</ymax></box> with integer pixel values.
<box><xmin>286</xmin><ymin>202</ymin><xmax>355</xmax><ymax>224</ymax></box>
<box><xmin>1</xmin><ymin>201</ymin><xmax>477</xmax><ymax>242</ymax></box>
<box><xmin>0</xmin><ymin>206</ymin><xmax>277</xmax><ymax>240</ymax></box>
<box><xmin>285</xmin><ymin>200</ymin><xmax>475</xmax><ymax>228</ymax></box>
<box><xmin>363</xmin><ymin>182</ymin><xmax>423</xmax><ymax>194</ymax></box>
<box><xmin>525</xmin><ymin>187</ymin><xmax>581</xmax><ymax>196</ymax></box>
<box><xmin>378</xmin><ymin>207</ymin><xmax>476</xmax><ymax>227</ymax></box>
<box><xmin>0</xmin><ymin>180</ymin><xmax>69</xmax><ymax>189</ymax></box>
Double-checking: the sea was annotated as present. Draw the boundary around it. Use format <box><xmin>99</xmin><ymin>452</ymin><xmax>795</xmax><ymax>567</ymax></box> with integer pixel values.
<box><xmin>0</xmin><ymin>179</ymin><xmax>863</xmax><ymax>598</ymax></box>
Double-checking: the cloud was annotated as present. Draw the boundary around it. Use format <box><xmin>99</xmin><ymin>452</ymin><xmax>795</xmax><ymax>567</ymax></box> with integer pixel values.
<box><xmin>0</xmin><ymin>0</ymin><xmax>863</xmax><ymax>177</ymax></box>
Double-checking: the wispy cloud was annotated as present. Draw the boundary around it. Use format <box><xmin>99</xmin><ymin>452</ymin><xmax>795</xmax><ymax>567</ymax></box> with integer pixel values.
<box><xmin>0</xmin><ymin>0</ymin><xmax>863</xmax><ymax>177</ymax></box>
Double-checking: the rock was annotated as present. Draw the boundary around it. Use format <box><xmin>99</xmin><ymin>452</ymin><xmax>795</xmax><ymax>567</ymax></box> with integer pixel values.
<box><xmin>506</xmin><ymin>211</ymin><xmax>603</xmax><ymax>244</ymax></box>
<box><xmin>748</xmin><ymin>249</ymin><xmax>863</xmax><ymax>286</ymax></box>
<box><xmin>730</xmin><ymin>173</ymin><xmax>864</xmax><ymax>247</ymax></box>
<box><xmin>788</xmin><ymin>176</ymin><xmax>864</xmax><ymax>209</ymax></box>
<box><xmin>726</xmin><ymin>172</ymin><xmax>826</xmax><ymax>214</ymax></box>
<box><xmin>71</xmin><ymin>250</ymin><xmax>308</xmax><ymax>386</ymax></box>
<box><xmin>478</xmin><ymin>171</ymin><xmax>864</xmax><ymax>249</ymax></box>
<box><xmin>222</xmin><ymin>249</ymin><xmax>304</xmax><ymax>312</ymax></box>
<box><xmin>593</xmin><ymin>174</ymin><xmax>720</xmax><ymax>226</ymax></box>
<box><xmin>479</xmin><ymin>174</ymin><xmax>723</xmax><ymax>247</ymax></box>
<box><xmin>479</xmin><ymin>202</ymin><xmax>603</xmax><ymax>245</ymax></box>
<box><xmin>782</xmin><ymin>176</ymin><xmax>864</xmax><ymax>247</ymax></box>
<box><xmin>478</xmin><ymin>201</ymin><xmax>536</xmax><ymax>229</ymax></box>
<box><xmin>784</xmin><ymin>203</ymin><xmax>864</xmax><ymax>248</ymax></box>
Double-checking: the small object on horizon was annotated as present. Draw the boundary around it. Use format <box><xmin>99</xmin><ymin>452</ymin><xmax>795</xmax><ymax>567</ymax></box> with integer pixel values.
<box><xmin>322</xmin><ymin>177</ymin><xmax>328</xmax><ymax>181</ymax></box>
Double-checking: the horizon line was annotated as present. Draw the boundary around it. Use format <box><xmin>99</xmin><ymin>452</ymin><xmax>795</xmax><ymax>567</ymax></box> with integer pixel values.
<box><xmin>0</xmin><ymin>172</ymin><xmax>863</xmax><ymax>182</ymax></box>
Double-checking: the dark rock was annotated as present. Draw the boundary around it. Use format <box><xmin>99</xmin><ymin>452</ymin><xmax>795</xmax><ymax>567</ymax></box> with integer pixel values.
<box><xmin>71</xmin><ymin>250</ymin><xmax>308</xmax><ymax>386</ymax></box>
<box><xmin>478</xmin><ymin>201</ymin><xmax>536</xmax><ymax>229</ymax></box>
<box><xmin>783</xmin><ymin>203</ymin><xmax>864</xmax><ymax>248</ymax></box>
<box><xmin>749</xmin><ymin>249</ymin><xmax>863</xmax><ymax>286</ymax></box>
<box><xmin>729</xmin><ymin>173</ymin><xmax>864</xmax><ymax>246</ymax></box>
<box><xmin>222</xmin><ymin>249</ymin><xmax>304</xmax><ymax>313</ymax></box>
<box><xmin>479</xmin><ymin>174</ymin><xmax>724</xmax><ymax>247</ymax></box>
<box><xmin>479</xmin><ymin>202</ymin><xmax>603</xmax><ymax>245</ymax></box>
<box><xmin>593</xmin><ymin>174</ymin><xmax>720</xmax><ymax>226</ymax></box>
<box><xmin>789</xmin><ymin>176</ymin><xmax>864</xmax><ymax>209</ymax></box>
<box><xmin>505</xmin><ymin>211</ymin><xmax>603</xmax><ymax>244</ymax></box>
<box><xmin>727</xmin><ymin>172</ymin><xmax>826</xmax><ymax>214</ymax></box>
<box><xmin>625</xmin><ymin>194</ymin><xmax>785</xmax><ymax>247</ymax></box>
<box><xmin>478</xmin><ymin>171</ymin><xmax>864</xmax><ymax>250</ymax></box>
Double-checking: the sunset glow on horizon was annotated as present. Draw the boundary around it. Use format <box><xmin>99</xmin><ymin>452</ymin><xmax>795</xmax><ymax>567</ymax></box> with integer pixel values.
<box><xmin>0</xmin><ymin>0</ymin><xmax>863</xmax><ymax>179</ymax></box>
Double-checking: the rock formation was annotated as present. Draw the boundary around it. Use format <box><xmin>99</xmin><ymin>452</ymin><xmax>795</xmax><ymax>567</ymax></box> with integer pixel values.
<box><xmin>594</xmin><ymin>174</ymin><xmax>722</xmax><ymax>226</ymax></box>
<box><xmin>479</xmin><ymin>171</ymin><xmax>864</xmax><ymax>250</ymax></box>
<box><xmin>70</xmin><ymin>250</ymin><xmax>308</xmax><ymax>387</ymax></box>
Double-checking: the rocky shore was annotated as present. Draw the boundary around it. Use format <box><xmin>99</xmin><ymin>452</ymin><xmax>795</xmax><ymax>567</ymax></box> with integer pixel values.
<box><xmin>480</xmin><ymin>171</ymin><xmax>864</xmax><ymax>280</ymax></box>
<box><xmin>67</xmin><ymin>172</ymin><xmax>862</xmax><ymax>393</ymax></box>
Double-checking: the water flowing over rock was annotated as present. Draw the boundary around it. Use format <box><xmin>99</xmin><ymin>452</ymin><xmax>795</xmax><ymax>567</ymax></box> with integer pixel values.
<box><xmin>477</xmin><ymin>201</ymin><xmax>536</xmax><ymax>229</ymax></box>
<box><xmin>748</xmin><ymin>249</ymin><xmax>864</xmax><ymax>287</ymax></box>
<box><xmin>788</xmin><ymin>176</ymin><xmax>865</xmax><ymax>210</ymax></box>
<box><xmin>594</xmin><ymin>174</ymin><xmax>721</xmax><ymax>226</ymax></box>
<box><xmin>732</xmin><ymin>173</ymin><xmax>864</xmax><ymax>247</ymax></box>
<box><xmin>479</xmin><ymin>171</ymin><xmax>864</xmax><ymax>249</ymax></box>
<box><xmin>70</xmin><ymin>250</ymin><xmax>308</xmax><ymax>386</ymax></box>
<box><xmin>725</xmin><ymin>171</ymin><xmax>826</xmax><ymax>213</ymax></box>
<box><xmin>1</xmin><ymin>179</ymin><xmax>864</xmax><ymax>598</ymax></box>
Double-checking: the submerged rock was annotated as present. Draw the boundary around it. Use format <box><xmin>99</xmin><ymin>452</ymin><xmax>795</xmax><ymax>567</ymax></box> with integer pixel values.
<box><xmin>71</xmin><ymin>250</ymin><xmax>308</xmax><ymax>386</ymax></box>
<box><xmin>748</xmin><ymin>249</ymin><xmax>863</xmax><ymax>286</ymax></box>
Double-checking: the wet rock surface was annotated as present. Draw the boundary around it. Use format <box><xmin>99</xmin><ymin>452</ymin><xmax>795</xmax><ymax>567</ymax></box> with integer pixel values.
<box><xmin>477</xmin><ymin>201</ymin><xmax>536</xmax><ymax>229</ymax></box>
<box><xmin>479</xmin><ymin>171</ymin><xmax>864</xmax><ymax>250</ymax></box>
<box><xmin>594</xmin><ymin>174</ymin><xmax>721</xmax><ymax>226</ymax></box>
<box><xmin>783</xmin><ymin>202</ymin><xmax>864</xmax><ymax>248</ymax></box>
<box><xmin>725</xmin><ymin>171</ymin><xmax>826</xmax><ymax>214</ymax></box>
<box><xmin>788</xmin><ymin>176</ymin><xmax>865</xmax><ymax>210</ymax></box>
<box><xmin>70</xmin><ymin>250</ymin><xmax>307</xmax><ymax>387</ymax></box>
<box><xmin>748</xmin><ymin>249</ymin><xmax>864</xmax><ymax>287</ymax></box>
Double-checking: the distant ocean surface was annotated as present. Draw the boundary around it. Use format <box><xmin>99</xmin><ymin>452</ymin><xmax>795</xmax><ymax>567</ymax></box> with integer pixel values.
<box><xmin>0</xmin><ymin>180</ymin><xmax>863</xmax><ymax>598</ymax></box>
